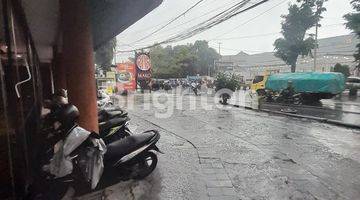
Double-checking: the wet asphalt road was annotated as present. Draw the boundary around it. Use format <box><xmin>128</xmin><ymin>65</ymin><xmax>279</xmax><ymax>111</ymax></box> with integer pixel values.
<box><xmin>106</xmin><ymin>90</ymin><xmax>360</xmax><ymax>200</ymax></box>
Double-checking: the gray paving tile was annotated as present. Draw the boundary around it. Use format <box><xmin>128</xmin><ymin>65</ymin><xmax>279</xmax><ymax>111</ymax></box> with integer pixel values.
<box><xmin>207</xmin><ymin>187</ymin><xmax>222</xmax><ymax>196</ymax></box>
<box><xmin>221</xmin><ymin>187</ymin><xmax>237</xmax><ymax>196</ymax></box>
<box><xmin>216</xmin><ymin>180</ymin><xmax>233</xmax><ymax>187</ymax></box>
<box><xmin>216</xmin><ymin>173</ymin><xmax>230</xmax><ymax>180</ymax></box>
<box><xmin>200</xmin><ymin>163</ymin><xmax>213</xmax><ymax>169</ymax></box>
<box><xmin>206</xmin><ymin>180</ymin><xmax>220</xmax><ymax>187</ymax></box>
<box><xmin>211</xmin><ymin>163</ymin><xmax>224</xmax><ymax>169</ymax></box>
<box><xmin>202</xmin><ymin>168</ymin><xmax>216</xmax><ymax>174</ymax></box>
<box><xmin>209</xmin><ymin>196</ymin><xmax>238</xmax><ymax>200</ymax></box>
<box><xmin>203</xmin><ymin>174</ymin><xmax>218</xmax><ymax>181</ymax></box>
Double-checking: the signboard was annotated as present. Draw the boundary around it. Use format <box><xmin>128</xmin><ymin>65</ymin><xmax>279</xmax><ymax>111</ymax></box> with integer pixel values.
<box><xmin>115</xmin><ymin>62</ymin><xmax>136</xmax><ymax>91</ymax></box>
<box><xmin>135</xmin><ymin>53</ymin><xmax>152</xmax><ymax>81</ymax></box>
<box><xmin>136</xmin><ymin>54</ymin><xmax>151</xmax><ymax>71</ymax></box>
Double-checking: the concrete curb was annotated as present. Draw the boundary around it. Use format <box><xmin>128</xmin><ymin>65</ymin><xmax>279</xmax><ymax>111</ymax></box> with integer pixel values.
<box><xmin>260</xmin><ymin>108</ymin><xmax>360</xmax><ymax>129</ymax></box>
<box><xmin>262</xmin><ymin>102</ymin><xmax>360</xmax><ymax>115</ymax></box>
<box><xmin>231</xmin><ymin>104</ymin><xmax>360</xmax><ymax>130</ymax></box>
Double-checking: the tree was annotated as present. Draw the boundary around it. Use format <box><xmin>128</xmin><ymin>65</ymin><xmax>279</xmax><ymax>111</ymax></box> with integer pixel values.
<box><xmin>95</xmin><ymin>37</ymin><xmax>117</xmax><ymax>71</ymax></box>
<box><xmin>333</xmin><ymin>63</ymin><xmax>350</xmax><ymax>78</ymax></box>
<box><xmin>150</xmin><ymin>45</ymin><xmax>181</xmax><ymax>79</ymax></box>
<box><xmin>344</xmin><ymin>0</ymin><xmax>360</xmax><ymax>70</ymax></box>
<box><xmin>174</xmin><ymin>45</ymin><xmax>198</xmax><ymax>77</ymax></box>
<box><xmin>274</xmin><ymin>0</ymin><xmax>327</xmax><ymax>72</ymax></box>
<box><xmin>215</xmin><ymin>72</ymin><xmax>241</xmax><ymax>104</ymax></box>
<box><xmin>150</xmin><ymin>41</ymin><xmax>219</xmax><ymax>78</ymax></box>
<box><xmin>193</xmin><ymin>40</ymin><xmax>221</xmax><ymax>75</ymax></box>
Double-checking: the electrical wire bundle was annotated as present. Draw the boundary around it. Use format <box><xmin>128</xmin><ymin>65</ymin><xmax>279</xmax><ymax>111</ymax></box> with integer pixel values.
<box><xmin>118</xmin><ymin>0</ymin><xmax>270</xmax><ymax>53</ymax></box>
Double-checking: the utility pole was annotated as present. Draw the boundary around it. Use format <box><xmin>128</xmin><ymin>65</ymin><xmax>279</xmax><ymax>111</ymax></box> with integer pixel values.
<box><xmin>218</xmin><ymin>42</ymin><xmax>222</xmax><ymax>56</ymax></box>
<box><xmin>313</xmin><ymin>21</ymin><xmax>318</xmax><ymax>72</ymax></box>
<box><xmin>114</xmin><ymin>51</ymin><xmax>117</xmax><ymax>64</ymax></box>
<box><xmin>313</xmin><ymin>1</ymin><xmax>321</xmax><ymax>72</ymax></box>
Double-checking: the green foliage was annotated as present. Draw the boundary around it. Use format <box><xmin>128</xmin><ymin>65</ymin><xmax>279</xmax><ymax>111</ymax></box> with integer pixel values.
<box><xmin>214</xmin><ymin>72</ymin><xmax>241</xmax><ymax>92</ymax></box>
<box><xmin>344</xmin><ymin>0</ymin><xmax>360</xmax><ymax>69</ymax></box>
<box><xmin>95</xmin><ymin>38</ymin><xmax>117</xmax><ymax>71</ymax></box>
<box><xmin>274</xmin><ymin>0</ymin><xmax>327</xmax><ymax>72</ymax></box>
<box><xmin>150</xmin><ymin>41</ymin><xmax>220</xmax><ymax>79</ymax></box>
<box><xmin>193</xmin><ymin>40</ymin><xmax>220</xmax><ymax>75</ymax></box>
<box><xmin>333</xmin><ymin>63</ymin><xmax>350</xmax><ymax>78</ymax></box>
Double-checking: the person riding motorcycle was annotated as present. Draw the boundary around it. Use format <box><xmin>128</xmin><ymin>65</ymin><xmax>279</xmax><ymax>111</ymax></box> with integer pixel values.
<box><xmin>279</xmin><ymin>80</ymin><xmax>295</xmax><ymax>101</ymax></box>
<box><xmin>191</xmin><ymin>81</ymin><xmax>199</xmax><ymax>96</ymax></box>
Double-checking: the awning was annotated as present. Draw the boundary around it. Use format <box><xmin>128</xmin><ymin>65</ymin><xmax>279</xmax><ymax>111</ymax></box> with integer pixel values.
<box><xmin>88</xmin><ymin>0</ymin><xmax>163</xmax><ymax>50</ymax></box>
<box><xmin>21</xmin><ymin>0</ymin><xmax>162</xmax><ymax>62</ymax></box>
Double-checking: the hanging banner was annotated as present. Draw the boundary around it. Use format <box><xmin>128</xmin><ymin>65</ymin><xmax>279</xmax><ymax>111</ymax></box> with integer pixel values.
<box><xmin>115</xmin><ymin>62</ymin><xmax>136</xmax><ymax>91</ymax></box>
<box><xmin>135</xmin><ymin>52</ymin><xmax>152</xmax><ymax>81</ymax></box>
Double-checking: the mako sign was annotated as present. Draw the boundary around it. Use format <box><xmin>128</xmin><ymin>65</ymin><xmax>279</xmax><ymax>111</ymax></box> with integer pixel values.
<box><xmin>135</xmin><ymin>52</ymin><xmax>152</xmax><ymax>80</ymax></box>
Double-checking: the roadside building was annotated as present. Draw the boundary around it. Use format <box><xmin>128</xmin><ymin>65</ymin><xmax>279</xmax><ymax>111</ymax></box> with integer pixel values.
<box><xmin>216</xmin><ymin>34</ymin><xmax>359</xmax><ymax>83</ymax></box>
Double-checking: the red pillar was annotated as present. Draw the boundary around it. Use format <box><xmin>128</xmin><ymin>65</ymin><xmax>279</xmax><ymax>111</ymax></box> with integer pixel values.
<box><xmin>61</xmin><ymin>0</ymin><xmax>98</xmax><ymax>132</ymax></box>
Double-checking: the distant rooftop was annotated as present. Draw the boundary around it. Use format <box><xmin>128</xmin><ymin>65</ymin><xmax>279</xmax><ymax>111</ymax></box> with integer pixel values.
<box><xmin>220</xmin><ymin>34</ymin><xmax>358</xmax><ymax>67</ymax></box>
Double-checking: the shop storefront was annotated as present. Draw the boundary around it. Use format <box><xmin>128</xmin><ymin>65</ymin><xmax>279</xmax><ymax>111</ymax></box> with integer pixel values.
<box><xmin>0</xmin><ymin>0</ymin><xmax>162</xmax><ymax>198</ymax></box>
<box><xmin>0</xmin><ymin>0</ymin><xmax>44</xmax><ymax>198</ymax></box>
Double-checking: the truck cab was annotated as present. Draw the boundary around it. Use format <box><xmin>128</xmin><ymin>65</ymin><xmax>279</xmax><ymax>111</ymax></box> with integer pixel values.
<box><xmin>251</xmin><ymin>74</ymin><xmax>269</xmax><ymax>95</ymax></box>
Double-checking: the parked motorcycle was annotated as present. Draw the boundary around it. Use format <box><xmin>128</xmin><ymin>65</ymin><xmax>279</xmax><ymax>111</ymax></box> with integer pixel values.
<box><xmin>98</xmin><ymin>107</ymin><xmax>131</xmax><ymax>144</ymax></box>
<box><xmin>97</xmin><ymin>90</ymin><xmax>113</xmax><ymax>108</ymax></box>
<box><xmin>49</xmin><ymin>89</ymin><xmax>134</xmax><ymax>144</ymax></box>
<box><xmin>29</xmin><ymin>104</ymin><xmax>161</xmax><ymax>199</ymax></box>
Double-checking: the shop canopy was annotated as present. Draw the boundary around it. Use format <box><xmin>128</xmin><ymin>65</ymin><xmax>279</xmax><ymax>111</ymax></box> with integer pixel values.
<box><xmin>22</xmin><ymin>0</ymin><xmax>162</xmax><ymax>62</ymax></box>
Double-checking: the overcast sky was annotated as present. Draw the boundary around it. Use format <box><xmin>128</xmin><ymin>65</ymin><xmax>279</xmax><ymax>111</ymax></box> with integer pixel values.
<box><xmin>115</xmin><ymin>0</ymin><xmax>353</xmax><ymax>61</ymax></box>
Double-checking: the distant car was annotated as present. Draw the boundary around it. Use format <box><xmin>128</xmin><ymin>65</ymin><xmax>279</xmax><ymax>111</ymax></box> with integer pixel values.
<box><xmin>346</xmin><ymin>76</ymin><xmax>360</xmax><ymax>89</ymax></box>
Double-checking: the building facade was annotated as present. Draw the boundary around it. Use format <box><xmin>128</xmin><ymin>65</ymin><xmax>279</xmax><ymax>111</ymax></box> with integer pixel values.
<box><xmin>216</xmin><ymin>34</ymin><xmax>359</xmax><ymax>83</ymax></box>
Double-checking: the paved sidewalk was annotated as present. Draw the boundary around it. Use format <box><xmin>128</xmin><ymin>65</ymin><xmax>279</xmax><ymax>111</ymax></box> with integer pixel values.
<box><xmin>78</xmin><ymin>115</ymin><xmax>209</xmax><ymax>200</ymax></box>
<box><xmin>200</xmin><ymin>158</ymin><xmax>238</xmax><ymax>200</ymax></box>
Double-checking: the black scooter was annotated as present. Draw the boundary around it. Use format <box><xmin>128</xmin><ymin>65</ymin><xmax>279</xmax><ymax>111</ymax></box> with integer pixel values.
<box><xmin>98</xmin><ymin>107</ymin><xmax>131</xmax><ymax>143</ymax></box>
<box><xmin>29</xmin><ymin>104</ymin><xmax>161</xmax><ymax>199</ymax></box>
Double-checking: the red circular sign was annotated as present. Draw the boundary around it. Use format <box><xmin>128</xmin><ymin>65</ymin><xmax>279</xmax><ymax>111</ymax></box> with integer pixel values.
<box><xmin>136</xmin><ymin>54</ymin><xmax>151</xmax><ymax>71</ymax></box>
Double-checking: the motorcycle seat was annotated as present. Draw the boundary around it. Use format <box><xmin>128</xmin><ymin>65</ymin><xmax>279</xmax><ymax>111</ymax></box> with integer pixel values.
<box><xmin>105</xmin><ymin>131</ymin><xmax>158</xmax><ymax>161</ymax></box>
<box><xmin>107</xmin><ymin>110</ymin><xmax>127</xmax><ymax>118</ymax></box>
<box><xmin>99</xmin><ymin>117</ymin><xmax>128</xmax><ymax>132</ymax></box>
<box><xmin>98</xmin><ymin>109</ymin><xmax>127</xmax><ymax>122</ymax></box>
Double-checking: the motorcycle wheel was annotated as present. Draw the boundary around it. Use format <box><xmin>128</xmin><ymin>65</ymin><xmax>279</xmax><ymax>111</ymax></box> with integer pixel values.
<box><xmin>131</xmin><ymin>151</ymin><xmax>158</xmax><ymax>180</ymax></box>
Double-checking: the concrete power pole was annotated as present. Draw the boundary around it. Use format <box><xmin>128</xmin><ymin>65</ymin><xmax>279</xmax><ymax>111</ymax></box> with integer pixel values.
<box><xmin>218</xmin><ymin>42</ymin><xmax>221</xmax><ymax>56</ymax></box>
<box><xmin>313</xmin><ymin>21</ymin><xmax>318</xmax><ymax>72</ymax></box>
<box><xmin>313</xmin><ymin>2</ymin><xmax>321</xmax><ymax>72</ymax></box>
<box><xmin>210</xmin><ymin>42</ymin><xmax>221</xmax><ymax>77</ymax></box>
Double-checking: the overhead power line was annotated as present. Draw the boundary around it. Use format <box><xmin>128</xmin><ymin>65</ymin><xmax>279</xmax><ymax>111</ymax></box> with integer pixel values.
<box><xmin>124</xmin><ymin>0</ymin><xmax>241</xmax><ymax>46</ymax></box>
<box><xmin>117</xmin><ymin>0</ymin><xmax>271</xmax><ymax>53</ymax></box>
<box><xmin>211</xmin><ymin>0</ymin><xmax>287</xmax><ymax>40</ymax></box>
<box><xmin>120</xmin><ymin>0</ymin><xmax>220</xmax><ymax>37</ymax></box>
<box><xmin>211</xmin><ymin>23</ymin><xmax>345</xmax><ymax>41</ymax></box>
<box><xmin>130</xmin><ymin>0</ymin><xmax>206</xmax><ymax>44</ymax></box>
<box><xmin>213</xmin><ymin>32</ymin><xmax>281</xmax><ymax>40</ymax></box>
